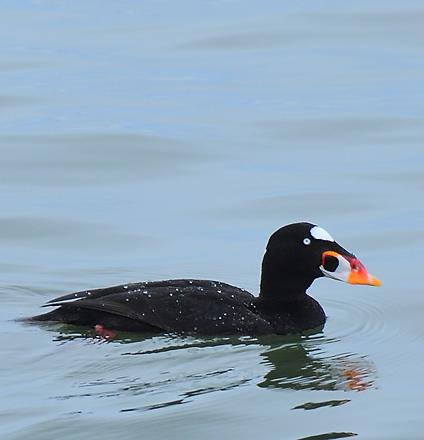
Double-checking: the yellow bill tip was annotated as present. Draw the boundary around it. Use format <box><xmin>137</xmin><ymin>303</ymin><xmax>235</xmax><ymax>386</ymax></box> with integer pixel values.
<box><xmin>369</xmin><ymin>275</ymin><xmax>381</xmax><ymax>287</ymax></box>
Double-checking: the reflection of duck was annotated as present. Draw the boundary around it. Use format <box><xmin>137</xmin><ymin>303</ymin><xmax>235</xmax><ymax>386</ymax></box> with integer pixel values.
<box><xmin>27</xmin><ymin>223</ymin><xmax>380</xmax><ymax>335</ymax></box>
<box><xmin>258</xmin><ymin>336</ymin><xmax>375</xmax><ymax>393</ymax></box>
<box><xmin>53</xmin><ymin>327</ymin><xmax>375</xmax><ymax>396</ymax></box>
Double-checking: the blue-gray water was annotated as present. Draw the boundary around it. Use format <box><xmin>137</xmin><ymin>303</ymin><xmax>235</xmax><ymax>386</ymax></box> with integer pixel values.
<box><xmin>1</xmin><ymin>1</ymin><xmax>423</xmax><ymax>439</ymax></box>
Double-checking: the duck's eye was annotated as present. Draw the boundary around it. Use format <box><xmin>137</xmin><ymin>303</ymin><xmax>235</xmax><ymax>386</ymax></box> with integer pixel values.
<box><xmin>323</xmin><ymin>255</ymin><xmax>339</xmax><ymax>272</ymax></box>
<box><xmin>303</xmin><ymin>238</ymin><xmax>311</xmax><ymax>245</ymax></box>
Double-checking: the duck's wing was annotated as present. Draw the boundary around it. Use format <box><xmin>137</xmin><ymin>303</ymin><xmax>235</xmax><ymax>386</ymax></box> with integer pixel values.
<box><xmin>43</xmin><ymin>279</ymin><xmax>272</xmax><ymax>334</ymax></box>
<box><xmin>44</xmin><ymin>281</ymin><xmax>151</xmax><ymax>305</ymax></box>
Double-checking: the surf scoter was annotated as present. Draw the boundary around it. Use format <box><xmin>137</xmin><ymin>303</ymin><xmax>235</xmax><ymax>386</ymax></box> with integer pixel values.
<box><xmin>28</xmin><ymin>222</ymin><xmax>380</xmax><ymax>335</ymax></box>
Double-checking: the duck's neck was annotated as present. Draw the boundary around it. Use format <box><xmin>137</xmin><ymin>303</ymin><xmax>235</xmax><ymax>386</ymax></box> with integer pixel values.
<box><xmin>259</xmin><ymin>251</ymin><xmax>314</xmax><ymax>302</ymax></box>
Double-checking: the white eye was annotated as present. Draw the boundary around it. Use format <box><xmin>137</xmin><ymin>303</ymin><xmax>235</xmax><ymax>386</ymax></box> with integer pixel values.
<box><xmin>303</xmin><ymin>238</ymin><xmax>311</xmax><ymax>245</ymax></box>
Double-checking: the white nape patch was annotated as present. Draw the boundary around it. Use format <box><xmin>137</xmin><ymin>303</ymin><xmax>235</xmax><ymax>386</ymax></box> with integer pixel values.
<box><xmin>310</xmin><ymin>225</ymin><xmax>335</xmax><ymax>242</ymax></box>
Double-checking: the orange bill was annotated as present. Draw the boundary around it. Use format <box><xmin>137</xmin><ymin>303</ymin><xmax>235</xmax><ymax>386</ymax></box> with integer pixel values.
<box><xmin>320</xmin><ymin>251</ymin><xmax>381</xmax><ymax>287</ymax></box>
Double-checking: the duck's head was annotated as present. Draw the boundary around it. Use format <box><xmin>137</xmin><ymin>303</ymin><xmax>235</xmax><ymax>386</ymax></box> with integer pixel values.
<box><xmin>260</xmin><ymin>222</ymin><xmax>381</xmax><ymax>299</ymax></box>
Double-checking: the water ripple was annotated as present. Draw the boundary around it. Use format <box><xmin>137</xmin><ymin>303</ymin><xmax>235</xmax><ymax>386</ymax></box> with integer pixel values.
<box><xmin>324</xmin><ymin>297</ymin><xmax>392</xmax><ymax>344</ymax></box>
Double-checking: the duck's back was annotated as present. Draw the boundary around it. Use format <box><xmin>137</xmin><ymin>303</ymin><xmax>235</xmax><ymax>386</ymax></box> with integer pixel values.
<box><xmin>33</xmin><ymin>279</ymin><xmax>273</xmax><ymax>334</ymax></box>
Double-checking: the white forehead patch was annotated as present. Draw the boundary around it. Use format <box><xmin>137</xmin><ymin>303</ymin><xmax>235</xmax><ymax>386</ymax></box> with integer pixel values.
<box><xmin>310</xmin><ymin>225</ymin><xmax>335</xmax><ymax>242</ymax></box>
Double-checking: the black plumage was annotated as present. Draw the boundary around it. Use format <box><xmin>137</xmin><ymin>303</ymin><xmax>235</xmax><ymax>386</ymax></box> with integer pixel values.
<box><xmin>27</xmin><ymin>222</ymin><xmax>375</xmax><ymax>335</ymax></box>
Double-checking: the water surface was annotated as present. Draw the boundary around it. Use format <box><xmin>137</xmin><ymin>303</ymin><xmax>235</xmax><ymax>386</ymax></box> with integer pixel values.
<box><xmin>1</xmin><ymin>1</ymin><xmax>423</xmax><ymax>439</ymax></box>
